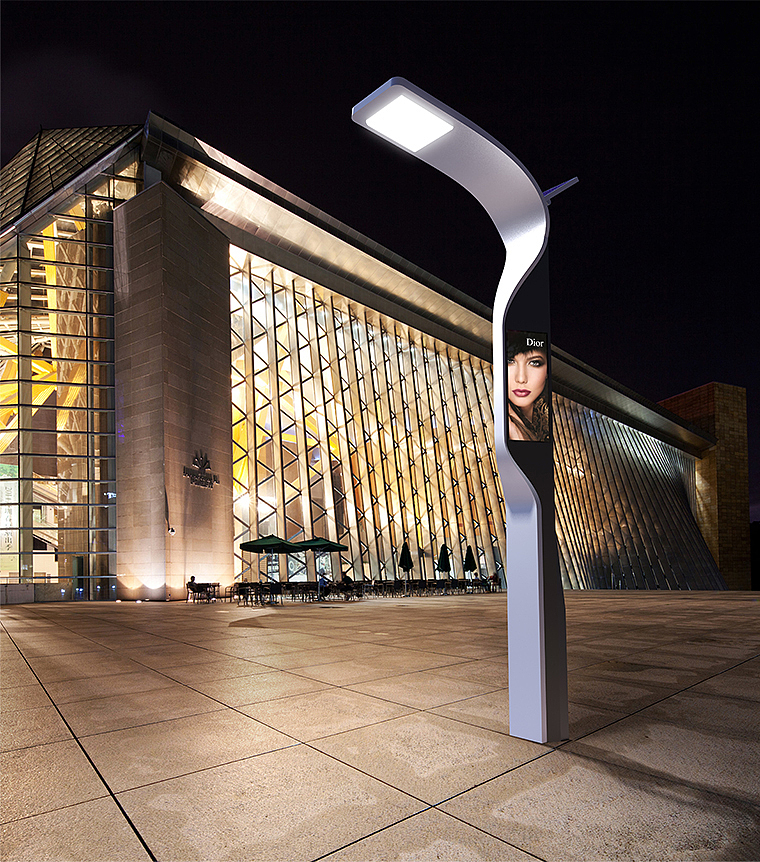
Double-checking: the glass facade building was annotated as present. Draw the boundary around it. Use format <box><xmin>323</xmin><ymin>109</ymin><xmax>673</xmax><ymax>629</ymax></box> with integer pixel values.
<box><xmin>0</xmin><ymin>116</ymin><xmax>737</xmax><ymax>601</ymax></box>
<box><xmin>229</xmin><ymin>249</ymin><xmax>505</xmax><ymax>586</ymax></box>
<box><xmin>1</xmin><ymin>128</ymin><xmax>142</xmax><ymax>596</ymax></box>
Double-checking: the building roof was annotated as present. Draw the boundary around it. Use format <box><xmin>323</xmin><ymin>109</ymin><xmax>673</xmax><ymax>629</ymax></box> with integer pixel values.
<box><xmin>1</xmin><ymin>118</ymin><xmax>716</xmax><ymax>458</ymax></box>
<box><xmin>142</xmin><ymin>113</ymin><xmax>495</xmax><ymax>360</ymax></box>
<box><xmin>551</xmin><ymin>348</ymin><xmax>715</xmax><ymax>457</ymax></box>
<box><xmin>140</xmin><ymin>114</ymin><xmax>715</xmax><ymax>457</ymax></box>
<box><xmin>0</xmin><ymin>125</ymin><xmax>141</xmax><ymax>229</ymax></box>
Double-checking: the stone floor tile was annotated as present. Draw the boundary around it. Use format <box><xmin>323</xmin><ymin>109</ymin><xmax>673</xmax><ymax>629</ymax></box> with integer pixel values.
<box><xmin>429</xmin><ymin>688</ymin><xmax>511</xmax><ymax>735</ymax></box>
<box><xmin>567</xmin><ymin>672</ymin><xmax>672</xmax><ymax>712</ymax></box>
<box><xmin>6</xmin><ymin>637</ymin><xmax>97</xmax><ymax>658</ymax></box>
<box><xmin>571</xmin><ymin>658</ymin><xmax>708</xmax><ymax>688</ymax></box>
<box><xmin>117</xmin><ymin>744</ymin><xmax>424</xmax><ymax>861</ymax></box>
<box><xmin>0</xmin><ymin>704</ymin><xmax>72</xmax><ymax>751</ymax></box>
<box><xmin>120</xmin><ymin>643</ymin><xmax>220</xmax><ymax>669</ymax></box>
<box><xmin>190</xmin><ymin>669</ymin><xmax>329</xmax><ymax>706</ymax></box>
<box><xmin>690</xmin><ymin>659</ymin><xmax>760</xmax><ymax>702</ymax></box>
<box><xmin>0</xmin><ymin>796</ymin><xmax>152</xmax><ymax>861</ymax></box>
<box><xmin>86</xmin><ymin>632</ymin><xmax>175</xmax><ymax>650</ymax></box>
<box><xmin>424</xmin><ymin>659</ymin><xmax>509</xmax><ymax>687</ymax></box>
<box><xmin>311</xmin><ymin>712</ymin><xmax>546</xmax><ymax>803</ymax></box>
<box><xmin>239</xmin><ymin>687</ymin><xmax>414</xmax><ymax>740</ymax></box>
<box><xmin>290</xmin><ymin>661</ymin><xmax>416</xmax><ymax>685</ymax></box>
<box><xmin>565</xmin><ymin>646</ymin><xmax>632</xmax><ymax>670</ymax></box>
<box><xmin>441</xmin><ymin>749</ymin><xmax>760</xmax><ymax>861</ymax></box>
<box><xmin>159</xmin><ymin>656</ymin><xmax>272</xmax><ymax>683</ymax></box>
<box><xmin>57</xmin><ymin>684</ymin><xmax>223</xmax><ymax>736</ymax></box>
<box><xmin>347</xmin><ymin>670</ymin><xmax>500</xmax><ymax>710</ymax></box>
<box><xmin>0</xmin><ymin>682</ymin><xmax>51</xmax><ymax>712</ymax></box>
<box><xmin>25</xmin><ymin>650</ymin><xmax>144</xmax><ymax>683</ymax></box>
<box><xmin>82</xmin><ymin>708</ymin><xmax>296</xmax><ymax>791</ymax></box>
<box><xmin>384</xmin><ymin>637</ymin><xmax>506</xmax><ymax>660</ymax></box>
<box><xmin>248</xmin><ymin>641</ymin><xmax>386</xmax><ymax>670</ymax></box>
<box><xmin>640</xmin><ymin>687</ymin><xmax>760</xmax><ymax>737</ymax></box>
<box><xmin>264</xmin><ymin>632</ymin><xmax>351</xmax><ymax>648</ymax></box>
<box><xmin>564</xmin><ymin>709</ymin><xmax>760</xmax><ymax>804</ymax></box>
<box><xmin>564</xmin><ymin>700</ymin><xmax>628</xmax><ymax>740</ymax></box>
<box><xmin>632</xmin><ymin>648</ymin><xmax>741</xmax><ymax>674</ymax></box>
<box><xmin>321</xmin><ymin>806</ymin><xmax>536</xmax><ymax>860</ymax></box>
<box><xmin>0</xmin><ymin>739</ymin><xmax>107</xmax><ymax>823</ymax></box>
<box><xmin>660</xmin><ymin>640</ymin><xmax>759</xmax><ymax>661</ymax></box>
<box><xmin>43</xmin><ymin>668</ymin><xmax>177</xmax><ymax>704</ymax></box>
<box><xmin>294</xmin><ymin>651</ymin><xmax>456</xmax><ymax>686</ymax></box>
<box><xmin>203</xmin><ymin>638</ymin><xmax>304</xmax><ymax>659</ymax></box>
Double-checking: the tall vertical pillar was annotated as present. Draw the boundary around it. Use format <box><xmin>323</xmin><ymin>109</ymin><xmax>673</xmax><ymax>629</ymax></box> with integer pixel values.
<box><xmin>661</xmin><ymin>382</ymin><xmax>750</xmax><ymax>590</ymax></box>
<box><xmin>114</xmin><ymin>182</ymin><xmax>233</xmax><ymax>600</ymax></box>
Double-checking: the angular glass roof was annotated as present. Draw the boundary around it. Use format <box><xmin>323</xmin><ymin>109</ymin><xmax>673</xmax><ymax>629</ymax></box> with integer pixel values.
<box><xmin>1</xmin><ymin>124</ymin><xmax>141</xmax><ymax>229</ymax></box>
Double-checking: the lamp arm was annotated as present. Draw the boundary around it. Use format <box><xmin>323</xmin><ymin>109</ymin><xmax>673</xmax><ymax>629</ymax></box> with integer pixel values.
<box><xmin>382</xmin><ymin>81</ymin><xmax>550</xmax><ymax>531</ymax></box>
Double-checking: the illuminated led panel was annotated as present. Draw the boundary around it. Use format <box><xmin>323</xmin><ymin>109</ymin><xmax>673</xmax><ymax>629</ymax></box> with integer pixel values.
<box><xmin>365</xmin><ymin>95</ymin><xmax>453</xmax><ymax>153</ymax></box>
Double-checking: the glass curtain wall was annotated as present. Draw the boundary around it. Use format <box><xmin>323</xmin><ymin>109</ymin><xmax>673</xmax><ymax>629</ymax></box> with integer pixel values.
<box><xmin>553</xmin><ymin>395</ymin><xmax>723</xmax><ymax>589</ymax></box>
<box><xmin>0</xmin><ymin>149</ymin><xmax>141</xmax><ymax>592</ymax></box>
<box><xmin>230</xmin><ymin>248</ymin><xmax>721</xmax><ymax>592</ymax></box>
<box><xmin>230</xmin><ymin>247</ymin><xmax>506</xmax><ymax>585</ymax></box>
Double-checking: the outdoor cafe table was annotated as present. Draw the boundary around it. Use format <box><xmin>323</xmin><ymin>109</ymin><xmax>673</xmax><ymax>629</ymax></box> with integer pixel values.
<box><xmin>236</xmin><ymin>581</ymin><xmax>282</xmax><ymax>606</ymax></box>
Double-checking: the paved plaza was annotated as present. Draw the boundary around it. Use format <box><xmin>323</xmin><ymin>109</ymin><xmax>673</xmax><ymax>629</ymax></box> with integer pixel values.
<box><xmin>1</xmin><ymin>590</ymin><xmax>759</xmax><ymax>861</ymax></box>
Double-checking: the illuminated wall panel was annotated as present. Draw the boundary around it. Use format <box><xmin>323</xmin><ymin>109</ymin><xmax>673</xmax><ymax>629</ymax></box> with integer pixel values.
<box><xmin>553</xmin><ymin>395</ymin><xmax>724</xmax><ymax>589</ymax></box>
<box><xmin>230</xmin><ymin>249</ymin><xmax>723</xmax><ymax>591</ymax></box>
<box><xmin>0</xmin><ymin>148</ymin><xmax>140</xmax><ymax>590</ymax></box>
<box><xmin>230</xmin><ymin>248</ymin><xmax>504</xmax><ymax>585</ymax></box>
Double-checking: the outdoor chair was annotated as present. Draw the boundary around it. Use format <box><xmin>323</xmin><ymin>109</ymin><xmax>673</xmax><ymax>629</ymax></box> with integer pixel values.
<box><xmin>186</xmin><ymin>581</ymin><xmax>209</xmax><ymax>602</ymax></box>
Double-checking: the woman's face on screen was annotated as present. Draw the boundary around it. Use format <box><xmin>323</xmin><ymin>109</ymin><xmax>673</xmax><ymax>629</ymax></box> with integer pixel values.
<box><xmin>507</xmin><ymin>350</ymin><xmax>547</xmax><ymax>409</ymax></box>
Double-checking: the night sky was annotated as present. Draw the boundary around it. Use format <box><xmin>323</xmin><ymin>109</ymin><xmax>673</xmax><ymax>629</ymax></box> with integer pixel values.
<box><xmin>2</xmin><ymin>1</ymin><xmax>758</xmax><ymax>519</ymax></box>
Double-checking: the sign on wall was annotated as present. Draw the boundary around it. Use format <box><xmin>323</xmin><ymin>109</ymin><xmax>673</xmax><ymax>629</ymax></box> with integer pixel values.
<box><xmin>183</xmin><ymin>451</ymin><xmax>220</xmax><ymax>489</ymax></box>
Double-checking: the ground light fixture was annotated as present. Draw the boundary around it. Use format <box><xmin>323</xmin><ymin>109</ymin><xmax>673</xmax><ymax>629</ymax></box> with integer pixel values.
<box><xmin>353</xmin><ymin>78</ymin><xmax>576</xmax><ymax>743</ymax></box>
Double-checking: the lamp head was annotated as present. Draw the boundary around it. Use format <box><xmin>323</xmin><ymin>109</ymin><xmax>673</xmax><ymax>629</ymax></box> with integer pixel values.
<box><xmin>352</xmin><ymin>78</ymin><xmax>455</xmax><ymax>154</ymax></box>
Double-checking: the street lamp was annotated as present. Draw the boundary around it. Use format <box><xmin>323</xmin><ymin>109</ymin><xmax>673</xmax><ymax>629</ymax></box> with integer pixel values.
<box><xmin>353</xmin><ymin>78</ymin><xmax>575</xmax><ymax>743</ymax></box>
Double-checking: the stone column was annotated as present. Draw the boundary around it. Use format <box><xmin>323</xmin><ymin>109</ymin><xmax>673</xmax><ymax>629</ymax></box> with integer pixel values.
<box><xmin>661</xmin><ymin>382</ymin><xmax>750</xmax><ymax>590</ymax></box>
<box><xmin>114</xmin><ymin>183</ymin><xmax>233</xmax><ymax>600</ymax></box>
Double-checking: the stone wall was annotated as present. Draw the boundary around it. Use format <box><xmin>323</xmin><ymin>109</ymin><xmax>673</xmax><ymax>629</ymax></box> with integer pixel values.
<box><xmin>660</xmin><ymin>383</ymin><xmax>750</xmax><ymax>590</ymax></box>
<box><xmin>114</xmin><ymin>183</ymin><xmax>233</xmax><ymax>600</ymax></box>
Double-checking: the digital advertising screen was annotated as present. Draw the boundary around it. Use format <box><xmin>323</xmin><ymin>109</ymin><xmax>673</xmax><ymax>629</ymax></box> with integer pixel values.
<box><xmin>506</xmin><ymin>331</ymin><xmax>550</xmax><ymax>443</ymax></box>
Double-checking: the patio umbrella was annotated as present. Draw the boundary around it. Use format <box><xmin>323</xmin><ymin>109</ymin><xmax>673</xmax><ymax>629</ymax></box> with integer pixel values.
<box><xmin>239</xmin><ymin>535</ymin><xmax>303</xmax><ymax>553</ymax></box>
<box><xmin>398</xmin><ymin>541</ymin><xmax>413</xmax><ymax>596</ymax></box>
<box><xmin>294</xmin><ymin>538</ymin><xmax>348</xmax><ymax>598</ymax></box>
<box><xmin>294</xmin><ymin>538</ymin><xmax>348</xmax><ymax>552</ymax></box>
<box><xmin>463</xmin><ymin>544</ymin><xmax>477</xmax><ymax>581</ymax></box>
<box><xmin>239</xmin><ymin>535</ymin><xmax>304</xmax><ymax>585</ymax></box>
<box><xmin>437</xmin><ymin>544</ymin><xmax>452</xmax><ymax>577</ymax></box>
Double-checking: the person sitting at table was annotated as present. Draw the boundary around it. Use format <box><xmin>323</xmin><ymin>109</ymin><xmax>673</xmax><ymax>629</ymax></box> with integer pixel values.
<box><xmin>340</xmin><ymin>573</ymin><xmax>354</xmax><ymax>600</ymax></box>
<box><xmin>186</xmin><ymin>576</ymin><xmax>197</xmax><ymax>602</ymax></box>
<box><xmin>318</xmin><ymin>574</ymin><xmax>332</xmax><ymax>600</ymax></box>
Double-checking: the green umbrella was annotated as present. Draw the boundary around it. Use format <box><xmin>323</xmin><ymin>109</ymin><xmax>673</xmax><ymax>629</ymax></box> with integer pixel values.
<box><xmin>239</xmin><ymin>535</ymin><xmax>303</xmax><ymax>553</ymax></box>
<box><xmin>463</xmin><ymin>545</ymin><xmax>477</xmax><ymax>580</ymax></box>
<box><xmin>294</xmin><ymin>538</ymin><xmax>348</xmax><ymax>599</ymax></box>
<box><xmin>398</xmin><ymin>541</ymin><xmax>413</xmax><ymax>573</ymax></box>
<box><xmin>294</xmin><ymin>538</ymin><xmax>348</xmax><ymax>552</ymax></box>
<box><xmin>437</xmin><ymin>544</ymin><xmax>452</xmax><ymax>574</ymax></box>
<box><xmin>398</xmin><ymin>541</ymin><xmax>413</xmax><ymax>596</ymax></box>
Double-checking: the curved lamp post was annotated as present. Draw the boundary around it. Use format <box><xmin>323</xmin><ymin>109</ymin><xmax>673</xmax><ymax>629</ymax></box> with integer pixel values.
<box><xmin>352</xmin><ymin>78</ymin><xmax>575</xmax><ymax>742</ymax></box>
